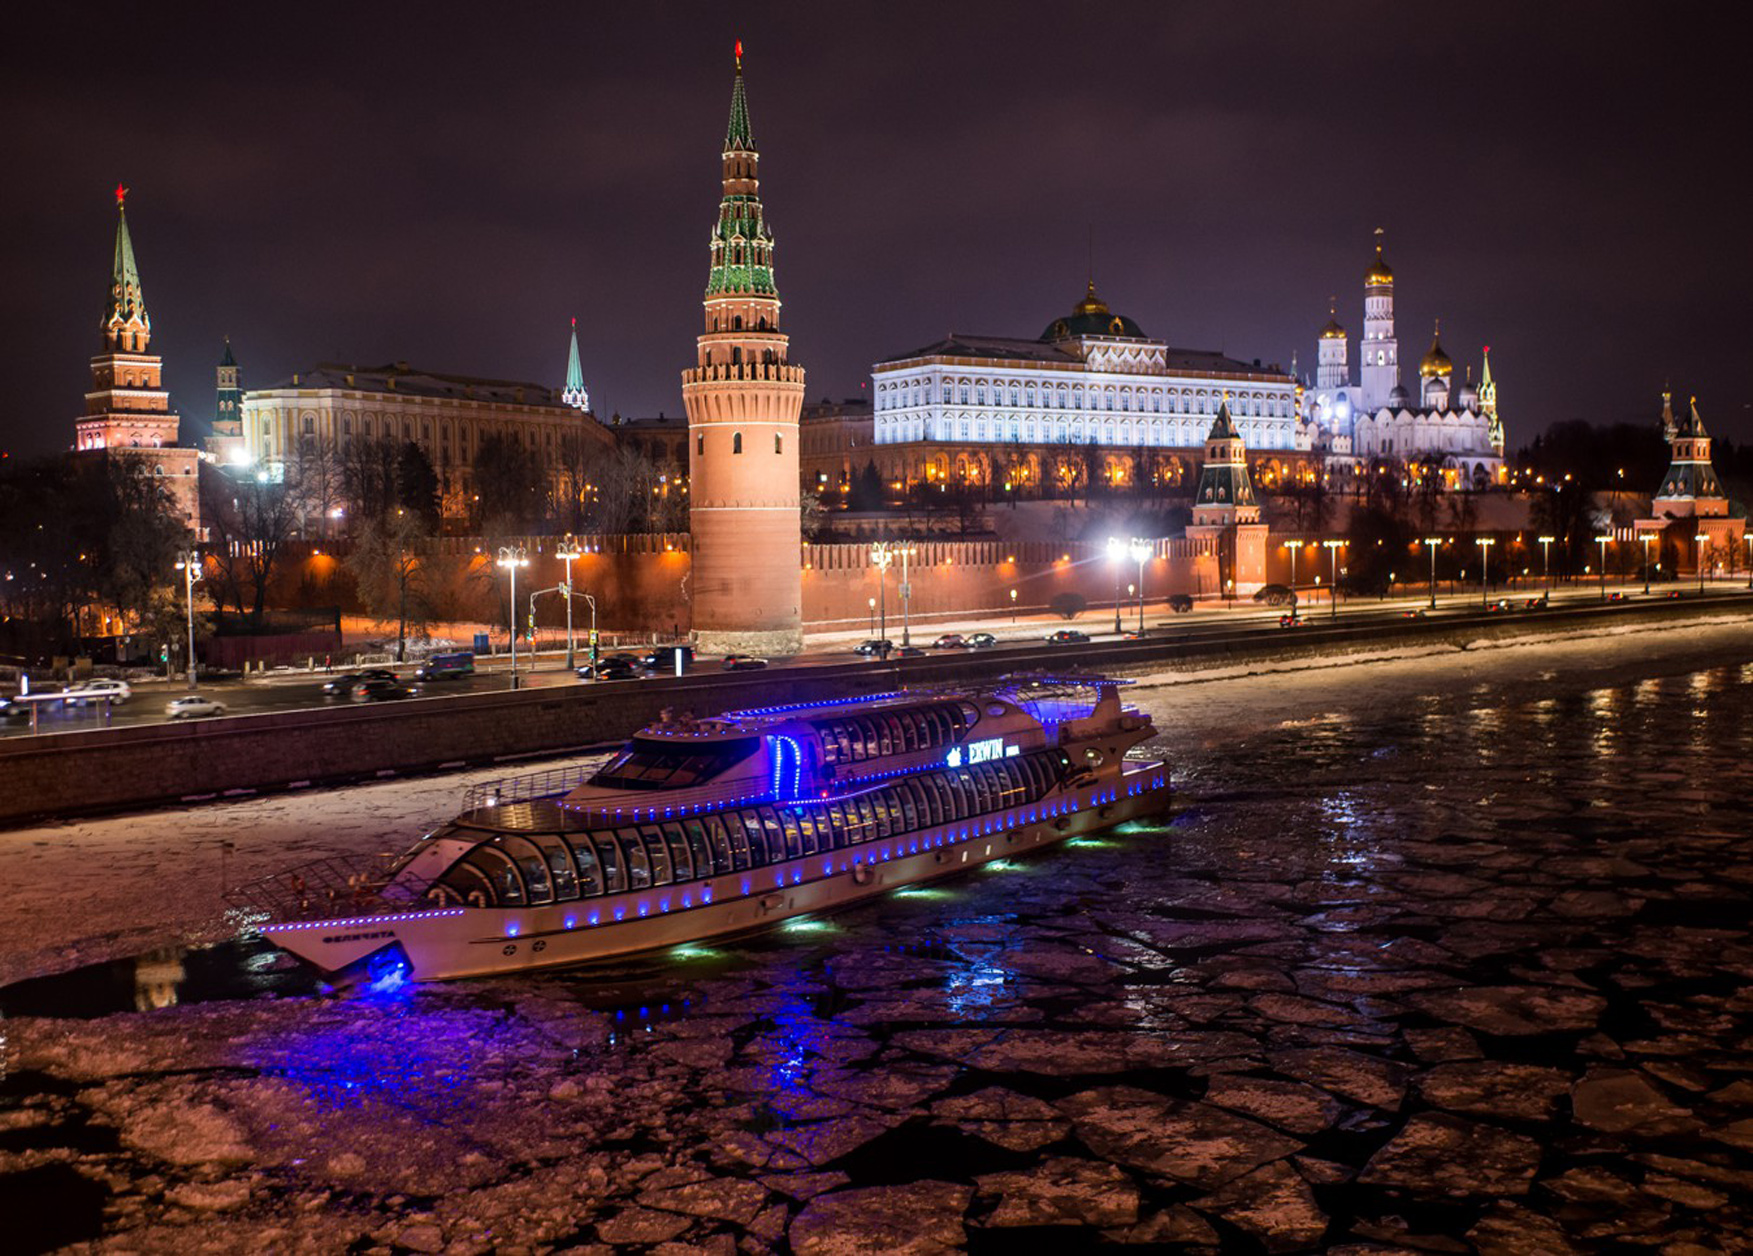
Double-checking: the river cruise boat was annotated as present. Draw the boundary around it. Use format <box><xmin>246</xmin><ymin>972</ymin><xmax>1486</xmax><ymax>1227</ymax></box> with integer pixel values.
<box><xmin>242</xmin><ymin>677</ymin><xmax>1170</xmax><ymax>984</ymax></box>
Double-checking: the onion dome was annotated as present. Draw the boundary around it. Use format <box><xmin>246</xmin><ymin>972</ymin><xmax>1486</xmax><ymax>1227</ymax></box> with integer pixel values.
<box><xmin>1320</xmin><ymin>300</ymin><xmax>1346</xmax><ymax>340</ymax></box>
<box><xmin>1365</xmin><ymin>231</ymin><xmax>1393</xmax><ymax>286</ymax></box>
<box><xmin>1042</xmin><ymin>280</ymin><xmax>1148</xmax><ymax>341</ymax></box>
<box><xmin>1418</xmin><ymin>323</ymin><xmax>1453</xmax><ymax>378</ymax></box>
<box><xmin>1388</xmin><ymin>383</ymin><xmax>1411</xmax><ymax>408</ymax></box>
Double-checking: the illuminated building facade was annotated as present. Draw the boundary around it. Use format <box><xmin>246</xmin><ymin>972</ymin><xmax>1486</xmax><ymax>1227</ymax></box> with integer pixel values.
<box><xmin>1637</xmin><ymin>392</ymin><xmax>1744</xmax><ymax>571</ymax></box>
<box><xmin>682</xmin><ymin>44</ymin><xmax>807</xmax><ymax>655</ymax></box>
<box><xmin>1186</xmin><ymin>400</ymin><xmax>1268</xmax><ymax>596</ymax></box>
<box><xmin>74</xmin><ymin>186</ymin><xmax>201</xmax><ymax>527</ymax></box>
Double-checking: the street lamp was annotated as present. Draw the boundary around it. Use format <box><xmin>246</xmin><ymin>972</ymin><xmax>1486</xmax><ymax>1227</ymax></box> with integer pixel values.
<box><xmin>1595</xmin><ymin>536</ymin><xmax>1610</xmax><ymax>602</ymax></box>
<box><xmin>1106</xmin><ymin>536</ymin><xmax>1125</xmax><ymax>635</ymax></box>
<box><xmin>1745</xmin><ymin>534</ymin><xmax>1752</xmax><ymax>590</ymax></box>
<box><xmin>1130</xmin><ymin>538</ymin><xmax>1151</xmax><ymax>634</ymax></box>
<box><xmin>1281</xmin><ymin>540</ymin><xmax>1300</xmax><ymax>602</ymax></box>
<box><xmin>1422</xmin><ymin>537</ymin><xmax>1441</xmax><ymax>610</ymax></box>
<box><xmin>173</xmin><ymin>549</ymin><xmax>202</xmax><ymax>690</ymax></box>
<box><xmin>867</xmin><ymin>597</ymin><xmax>876</xmax><ymax>637</ymax></box>
<box><xmin>1696</xmin><ymin>532</ymin><xmax>1709</xmax><ymax>594</ymax></box>
<box><xmin>495</xmin><ymin>545</ymin><xmax>529</xmax><ymax>686</ymax></box>
<box><xmin>1477</xmin><ymin>537</ymin><xmax>1495</xmax><ymax>608</ymax></box>
<box><xmin>1537</xmin><ymin>535</ymin><xmax>1555</xmax><ymax>597</ymax></box>
<box><xmin>898</xmin><ymin>544</ymin><xmax>914</xmax><ymax>648</ymax></box>
<box><xmin>1322</xmin><ymin>540</ymin><xmax>1344</xmax><ymax>621</ymax></box>
<box><xmin>1009</xmin><ymin>587</ymin><xmax>1018</xmax><ymax>622</ymax></box>
<box><xmin>871</xmin><ymin>543</ymin><xmax>892</xmax><ymax>644</ymax></box>
<box><xmin>1640</xmin><ymin>534</ymin><xmax>1655</xmax><ymax>595</ymax></box>
<box><xmin>556</xmin><ymin>539</ymin><xmax>582</xmax><ymax>670</ymax></box>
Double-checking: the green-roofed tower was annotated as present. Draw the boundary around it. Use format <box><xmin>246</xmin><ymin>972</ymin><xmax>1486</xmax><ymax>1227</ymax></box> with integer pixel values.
<box><xmin>1191</xmin><ymin>397</ymin><xmax>1259</xmax><ymax>525</ymax></box>
<box><xmin>562</xmin><ymin>317</ymin><xmax>589</xmax><ymax>410</ymax></box>
<box><xmin>105</xmin><ymin>182</ymin><xmax>150</xmax><ymax>353</ymax></box>
<box><xmin>1652</xmin><ymin>393</ymin><xmax>1728</xmax><ymax>515</ymax></box>
<box><xmin>681</xmin><ymin>41</ymin><xmax>807</xmax><ymax>657</ymax></box>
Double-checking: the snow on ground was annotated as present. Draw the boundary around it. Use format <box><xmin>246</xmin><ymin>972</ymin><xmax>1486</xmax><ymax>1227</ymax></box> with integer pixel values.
<box><xmin>0</xmin><ymin>613</ymin><xmax>1747</xmax><ymax>990</ymax></box>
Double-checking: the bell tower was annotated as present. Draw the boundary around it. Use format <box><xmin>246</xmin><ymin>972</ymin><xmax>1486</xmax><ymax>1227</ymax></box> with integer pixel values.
<box><xmin>681</xmin><ymin>42</ymin><xmax>807</xmax><ymax>656</ymax></box>
<box><xmin>1359</xmin><ymin>227</ymin><xmax>1398</xmax><ymax>412</ymax></box>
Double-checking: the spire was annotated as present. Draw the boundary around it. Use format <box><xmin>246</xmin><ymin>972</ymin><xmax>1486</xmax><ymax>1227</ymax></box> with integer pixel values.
<box><xmin>105</xmin><ymin>184</ymin><xmax>149</xmax><ymax>349</ymax></box>
<box><xmin>1207</xmin><ymin>394</ymin><xmax>1238</xmax><ymax>441</ymax></box>
<box><xmin>1660</xmin><ymin>389</ymin><xmax>1676</xmax><ymax>440</ymax></box>
<box><xmin>724</xmin><ymin>40</ymin><xmax>755</xmax><ymax>152</ymax></box>
<box><xmin>562</xmin><ymin>317</ymin><xmax>589</xmax><ymax>410</ymax></box>
<box><xmin>220</xmin><ymin>336</ymin><xmax>237</xmax><ymax>368</ymax></box>
<box><xmin>1684</xmin><ymin>395</ymin><xmax>1709</xmax><ymax>438</ymax></box>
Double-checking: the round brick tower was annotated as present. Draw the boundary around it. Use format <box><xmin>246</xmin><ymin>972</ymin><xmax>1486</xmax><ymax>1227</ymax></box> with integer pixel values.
<box><xmin>682</xmin><ymin>43</ymin><xmax>806</xmax><ymax>656</ymax></box>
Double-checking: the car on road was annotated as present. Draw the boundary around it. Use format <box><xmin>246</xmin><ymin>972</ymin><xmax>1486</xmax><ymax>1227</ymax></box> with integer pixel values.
<box><xmin>1401</xmin><ymin>608</ymin><xmax>1428</xmax><ymax>619</ymax></box>
<box><xmin>352</xmin><ymin>678</ymin><xmax>415</xmax><ymax>702</ymax></box>
<box><xmin>415</xmin><ymin>651</ymin><xmax>475</xmax><ymax>681</ymax></box>
<box><xmin>1278</xmin><ymin>612</ymin><xmax>1305</xmax><ymax>628</ymax></box>
<box><xmin>1665</xmin><ymin>590</ymin><xmax>1684</xmax><ymax>599</ymax></box>
<box><xmin>966</xmin><ymin>632</ymin><xmax>999</xmax><ymax>649</ymax></box>
<box><xmin>1524</xmin><ymin>595</ymin><xmax>1550</xmax><ymax>610</ymax></box>
<box><xmin>1167</xmin><ymin>593</ymin><xmax>1194</xmax><ymax>613</ymax></box>
<box><xmin>66</xmin><ymin>678</ymin><xmax>132</xmax><ymax>706</ymax></box>
<box><xmin>1487</xmin><ymin>599</ymin><xmax>1517</xmax><ymax>612</ymax></box>
<box><xmin>578</xmin><ymin>657</ymin><xmax>640</xmax><ymax>681</ymax></box>
<box><xmin>1253</xmin><ymin>583</ymin><xmax>1296</xmax><ymax>607</ymax></box>
<box><xmin>1608</xmin><ymin>591</ymin><xmax>1634</xmax><ymax>602</ymax></box>
<box><xmin>722</xmin><ymin>654</ymin><xmax>769</xmax><ymax>671</ymax></box>
<box><xmin>854</xmin><ymin>639</ymin><xmax>893</xmax><ymax>657</ymax></box>
<box><xmin>323</xmin><ymin>668</ymin><xmax>397</xmax><ymax>696</ymax></box>
<box><xmin>895</xmin><ymin>645</ymin><xmax>927</xmax><ymax>658</ymax></box>
<box><xmin>929</xmin><ymin>633</ymin><xmax>968</xmax><ymax>649</ymax></box>
<box><xmin>1045</xmin><ymin>629</ymin><xmax>1089</xmax><ymax>644</ymax></box>
<box><xmin>167</xmin><ymin>695</ymin><xmax>227</xmax><ymax>719</ymax></box>
<box><xmin>642</xmin><ymin>645</ymin><xmax>695</xmax><ymax>674</ymax></box>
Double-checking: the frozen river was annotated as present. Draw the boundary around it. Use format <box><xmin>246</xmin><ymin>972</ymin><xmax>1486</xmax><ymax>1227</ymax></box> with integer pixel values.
<box><xmin>3</xmin><ymin>617</ymin><xmax>1753</xmax><ymax>1251</ymax></box>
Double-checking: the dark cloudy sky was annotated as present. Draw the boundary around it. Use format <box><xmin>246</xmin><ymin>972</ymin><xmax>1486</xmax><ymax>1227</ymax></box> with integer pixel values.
<box><xmin>3</xmin><ymin>3</ymin><xmax>1747</xmax><ymax>460</ymax></box>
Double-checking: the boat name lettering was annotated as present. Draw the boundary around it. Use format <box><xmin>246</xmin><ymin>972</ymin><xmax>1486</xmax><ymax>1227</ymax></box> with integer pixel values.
<box><xmin>321</xmin><ymin>929</ymin><xmax>396</xmax><ymax>945</ymax></box>
<box><xmin>946</xmin><ymin>738</ymin><xmax>1019</xmax><ymax>767</ymax></box>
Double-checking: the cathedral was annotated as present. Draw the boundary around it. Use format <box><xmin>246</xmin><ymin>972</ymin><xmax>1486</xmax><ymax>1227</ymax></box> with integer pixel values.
<box><xmin>1300</xmin><ymin>231</ymin><xmax>1505</xmax><ymax>489</ymax></box>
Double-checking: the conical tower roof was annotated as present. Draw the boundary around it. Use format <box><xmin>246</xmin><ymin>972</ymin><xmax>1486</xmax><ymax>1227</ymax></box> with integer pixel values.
<box><xmin>724</xmin><ymin>41</ymin><xmax>755</xmax><ymax>152</ymax></box>
<box><xmin>1207</xmin><ymin>397</ymin><xmax>1238</xmax><ymax>441</ymax></box>
<box><xmin>220</xmin><ymin>337</ymin><xmax>237</xmax><ymax>368</ymax></box>
<box><xmin>562</xmin><ymin>317</ymin><xmax>589</xmax><ymax>409</ymax></box>
<box><xmin>105</xmin><ymin>183</ymin><xmax>149</xmax><ymax>341</ymax></box>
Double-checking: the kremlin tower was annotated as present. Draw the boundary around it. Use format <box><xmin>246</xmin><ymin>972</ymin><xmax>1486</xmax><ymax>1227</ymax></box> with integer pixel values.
<box><xmin>681</xmin><ymin>43</ymin><xmax>807</xmax><ymax>655</ymax></box>
<box><xmin>1359</xmin><ymin>227</ymin><xmax>1399</xmax><ymax>412</ymax></box>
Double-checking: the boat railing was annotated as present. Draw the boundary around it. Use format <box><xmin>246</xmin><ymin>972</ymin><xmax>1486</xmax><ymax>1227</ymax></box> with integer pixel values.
<box><xmin>461</xmin><ymin>764</ymin><xmax>597</xmax><ymax>813</ymax></box>
<box><xmin>225</xmin><ymin>852</ymin><xmax>432</xmax><ymax>924</ymax></box>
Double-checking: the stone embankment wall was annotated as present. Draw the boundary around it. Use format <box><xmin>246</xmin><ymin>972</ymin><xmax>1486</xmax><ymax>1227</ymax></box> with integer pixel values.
<box><xmin>3</xmin><ymin>598</ymin><xmax>1746</xmax><ymax>827</ymax></box>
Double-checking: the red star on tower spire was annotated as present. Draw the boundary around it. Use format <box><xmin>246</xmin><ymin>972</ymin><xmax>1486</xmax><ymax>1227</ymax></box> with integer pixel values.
<box><xmin>735</xmin><ymin>39</ymin><xmax>742</xmax><ymax>68</ymax></box>
<box><xmin>114</xmin><ymin>182</ymin><xmax>128</xmax><ymax>207</ymax></box>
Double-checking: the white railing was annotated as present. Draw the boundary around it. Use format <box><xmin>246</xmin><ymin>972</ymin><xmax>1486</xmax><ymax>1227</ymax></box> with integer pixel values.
<box><xmin>461</xmin><ymin>764</ymin><xmax>598</xmax><ymax>812</ymax></box>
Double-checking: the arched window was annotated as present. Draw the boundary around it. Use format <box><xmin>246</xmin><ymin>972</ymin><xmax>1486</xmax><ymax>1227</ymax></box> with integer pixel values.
<box><xmin>696</xmin><ymin>434</ymin><xmax>705</xmax><ymax>456</ymax></box>
<box><xmin>775</xmin><ymin>433</ymin><xmax>783</xmax><ymax>454</ymax></box>
<box><xmin>734</xmin><ymin>315</ymin><xmax>743</xmax><ymax>330</ymax></box>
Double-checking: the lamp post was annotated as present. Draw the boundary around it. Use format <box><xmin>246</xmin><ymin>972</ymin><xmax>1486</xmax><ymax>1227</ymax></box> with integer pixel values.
<box><xmin>1422</xmin><ymin>537</ymin><xmax>1441</xmax><ymax>610</ymax></box>
<box><xmin>1745</xmin><ymin>534</ymin><xmax>1752</xmax><ymax>590</ymax></box>
<box><xmin>495</xmin><ymin>545</ymin><xmax>529</xmax><ymax>686</ymax></box>
<box><xmin>1537</xmin><ymin>535</ymin><xmax>1555</xmax><ymax>597</ymax></box>
<box><xmin>174</xmin><ymin>549</ymin><xmax>201</xmax><ymax>690</ymax></box>
<box><xmin>1130</xmin><ymin>538</ymin><xmax>1151</xmax><ymax>634</ymax></box>
<box><xmin>867</xmin><ymin>597</ymin><xmax>876</xmax><ymax>637</ymax></box>
<box><xmin>1106</xmin><ymin>536</ymin><xmax>1124</xmax><ymax>635</ymax></box>
<box><xmin>871</xmin><ymin>543</ymin><xmax>891</xmax><ymax>643</ymax></box>
<box><xmin>1640</xmin><ymin>534</ymin><xmax>1654</xmax><ymax>595</ymax></box>
<box><xmin>898</xmin><ymin>545</ymin><xmax>913</xmax><ymax>648</ymax></box>
<box><xmin>556</xmin><ymin>539</ymin><xmax>582</xmax><ymax>671</ymax></box>
<box><xmin>1595</xmin><ymin>536</ymin><xmax>1610</xmax><ymax>601</ymax></box>
<box><xmin>1477</xmin><ymin>537</ymin><xmax>1495</xmax><ymax>608</ymax></box>
<box><xmin>1281</xmin><ymin>540</ymin><xmax>1300</xmax><ymax>603</ymax></box>
<box><xmin>1009</xmin><ymin>587</ymin><xmax>1018</xmax><ymax>623</ymax></box>
<box><xmin>1696</xmin><ymin>532</ymin><xmax>1709</xmax><ymax>594</ymax></box>
<box><xmin>1322</xmin><ymin>540</ymin><xmax>1344</xmax><ymax>621</ymax></box>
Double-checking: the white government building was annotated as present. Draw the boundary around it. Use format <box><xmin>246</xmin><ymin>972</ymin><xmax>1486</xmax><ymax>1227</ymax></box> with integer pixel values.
<box><xmin>1301</xmin><ymin>232</ymin><xmax>1505</xmax><ymax>487</ymax></box>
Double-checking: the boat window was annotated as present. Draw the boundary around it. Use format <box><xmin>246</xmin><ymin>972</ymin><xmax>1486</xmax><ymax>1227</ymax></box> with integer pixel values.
<box><xmin>791</xmin><ymin>808</ymin><xmax>820</xmax><ymax>855</ymax></box>
<box><xmin>875</xmin><ymin>715</ymin><xmax>896</xmax><ymax>756</ymax></box>
<box><xmin>732</xmin><ymin>809</ymin><xmax>768</xmax><ymax>864</ymax></box>
<box><xmin>637</xmin><ymin>825</ymin><xmax>673</xmax><ymax>885</ymax></box>
<box><xmin>851</xmin><ymin>794</ymin><xmax>878</xmax><ymax>841</ymax></box>
<box><xmin>616</xmin><ymin>828</ymin><xmax>652</xmax><ymax>888</ymax></box>
<box><xmin>567</xmin><ymin>837</ymin><xmax>601</xmax><ymax>897</ymax></box>
<box><xmin>704</xmin><ymin>812</ymin><xmax>742</xmax><ymax>871</ymax></box>
<box><xmin>525</xmin><ymin>834</ymin><xmax>579</xmax><ymax>901</ymax></box>
<box><xmin>436</xmin><ymin>855</ymin><xmax>498</xmax><ymax>908</ymax></box>
<box><xmin>816</xmin><ymin>726</ymin><xmax>839</xmax><ymax>766</ymax></box>
<box><xmin>682</xmin><ymin>818</ymin><xmax>716</xmax><ymax>877</ymax></box>
<box><xmin>904</xmin><ymin>778</ymin><xmax>935</xmax><ymax>826</ymax></box>
<box><xmin>757</xmin><ymin>807</ymin><xmax>788</xmax><ymax>861</ymax></box>
<box><xmin>852</xmin><ymin>716</ymin><xmax>879</xmax><ymax>760</ymax></box>
<box><xmin>825</xmin><ymin>801</ymin><xmax>851</xmax><ymax>846</ymax></box>
<box><xmin>777</xmin><ymin>808</ymin><xmax>804</xmax><ymax>858</ymax></box>
<box><xmin>971</xmin><ymin>766</ymin><xmax>998</xmax><ymax>814</ymax></box>
<box><xmin>867</xmin><ymin>789</ymin><xmax>893</xmax><ymax>839</ymax></box>
<box><xmin>588</xmin><ymin>736</ymin><xmax>760</xmax><ymax>792</ymax></box>
<box><xmin>938</xmin><ymin>771</ymin><xmax>969</xmax><ymax>821</ymax></box>
<box><xmin>587</xmin><ymin>831</ymin><xmax>624</xmax><ymax>894</ymax></box>
<box><xmin>716</xmin><ymin>811</ymin><xmax>750</xmax><ymax>869</ymax></box>
<box><xmin>660</xmin><ymin>822</ymin><xmax>694</xmax><ymax>881</ymax></box>
<box><xmin>465</xmin><ymin>846</ymin><xmax>526</xmax><ymax>906</ymax></box>
<box><xmin>830</xmin><ymin>722</ymin><xmax>854</xmax><ymax>764</ymax></box>
<box><xmin>895</xmin><ymin>782</ymin><xmax>919</xmax><ymax>829</ymax></box>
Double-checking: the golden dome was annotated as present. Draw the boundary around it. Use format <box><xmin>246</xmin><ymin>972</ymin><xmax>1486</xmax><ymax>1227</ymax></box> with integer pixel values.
<box><xmin>1365</xmin><ymin>246</ymin><xmax>1393</xmax><ymax>286</ymax></box>
<box><xmin>1319</xmin><ymin>302</ymin><xmax>1345</xmax><ymax>339</ymax></box>
<box><xmin>1073</xmin><ymin>279</ymin><xmax>1110</xmax><ymax>317</ymax></box>
<box><xmin>1418</xmin><ymin>328</ymin><xmax>1453</xmax><ymax>378</ymax></box>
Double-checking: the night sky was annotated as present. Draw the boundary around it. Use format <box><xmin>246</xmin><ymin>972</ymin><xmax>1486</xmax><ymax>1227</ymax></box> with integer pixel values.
<box><xmin>3</xmin><ymin>3</ymin><xmax>1747</xmax><ymax>461</ymax></box>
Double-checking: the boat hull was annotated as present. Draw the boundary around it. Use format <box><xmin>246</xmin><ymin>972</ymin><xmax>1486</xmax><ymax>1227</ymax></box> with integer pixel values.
<box><xmin>264</xmin><ymin>761</ymin><xmax>1169</xmax><ymax>983</ymax></box>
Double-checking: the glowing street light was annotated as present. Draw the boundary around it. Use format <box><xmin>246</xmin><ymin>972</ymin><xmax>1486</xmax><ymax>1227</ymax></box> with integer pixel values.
<box><xmin>496</xmin><ymin>545</ymin><xmax>529</xmax><ymax>684</ymax></box>
<box><xmin>173</xmin><ymin>549</ymin><xmax>202</xmax><ymax>690</ymax></box>
<box><xmin>1639</xmin><ymin>533</ymin><xmax>1655</xmax><ymax>595</ymax></box>
<box><xmin>1129</xmin><ymin>538</ymin><xmax>1152</xmax><ymax>634</ymax></box>
<box><xmin>556</xmin><ymin>538</ymin><xmax>582</xmax><ymax>670</ymax></box>
<box><xmin>1422</xmin><ymin>537</ymin><xmax>1442</xmax><ymax>610</ymax></box>
<box><xmin>871</xmin><ymin>543</ymin><xmax>892</xmax><ymax>645</ymax></box>
<box><xmin>1477</xmin><ymin>537</ymin><xmax>1495</xmax><ymax>609</ymax></box>
<box><xmin>1595</xmin><ymin>536</ymin><xmax>1610</xmax><ymax>602</ymax></box>
<box><xmin>1537</xmin><ymin>535</ymin><xmax>1555</xmax><ymax>597</ymax></box>
<box><xmin>1322</xmin><ymin>540</ymin><xmax>1345</xmax><ymax>621</ymax></box>
<box><xmin>1009</xmin><ymin>587</ymin><xmax>1018</xmax><ymax>623</ymax></box>
<box><xmin>1696</xmin><ymin>532</ymin><xmax>1709</xmax><ymax>594</ymax></box>
<box><xmin>1106</xmin><ymin>536</ymin><xmax>1125</xmax><ymax>634</ymax></box>
<box><xmin>1281</xmin><ymin>540</ymin><xmax>1300</xmax><ymax>601</ymax></box>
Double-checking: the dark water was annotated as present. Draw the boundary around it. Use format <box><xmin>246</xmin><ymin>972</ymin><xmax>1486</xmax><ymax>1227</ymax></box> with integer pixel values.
<box><xmin>4</xmin><ymin>646</ymin><xmax>1753</xmax><ymax>1252</ymax></box>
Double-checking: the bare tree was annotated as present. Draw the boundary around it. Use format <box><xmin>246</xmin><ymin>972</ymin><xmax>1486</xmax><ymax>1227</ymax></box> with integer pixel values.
<box><xmin>201</xmin><ymin>463</ymin><xmax>308</xmax><ymax>626</ymax></box>
<box><xmin>347</xmin><ymin>509</ymin><xmax>431</xmax><ymax>661</ymax></box>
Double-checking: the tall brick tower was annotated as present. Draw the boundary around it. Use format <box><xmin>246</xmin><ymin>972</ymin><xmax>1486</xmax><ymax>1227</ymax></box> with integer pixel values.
<box><xmin>682</xmin><ymin>42</ymin><xmax>806</xmax><ymax>655</ymax></box>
